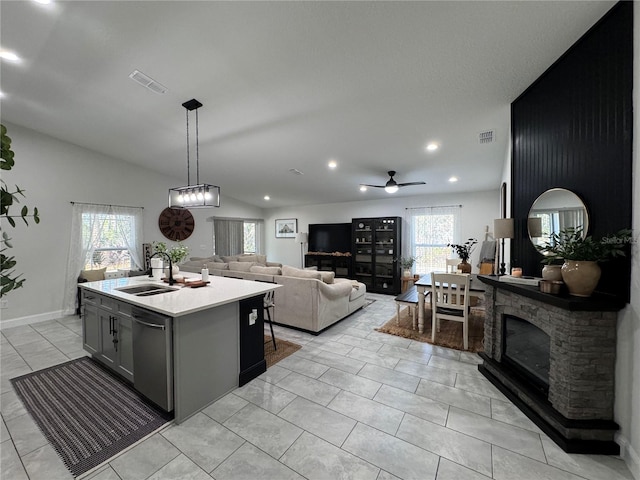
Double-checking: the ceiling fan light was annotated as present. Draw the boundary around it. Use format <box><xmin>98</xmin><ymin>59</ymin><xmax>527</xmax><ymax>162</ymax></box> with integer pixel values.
<box><xmin>385</xmin><ymin>185</ymin><xmax>399</xmax><ymax>194</ymax></box>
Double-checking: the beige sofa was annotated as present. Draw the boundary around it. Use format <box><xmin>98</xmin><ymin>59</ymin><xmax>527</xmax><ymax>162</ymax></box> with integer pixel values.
<box><xmin>182</xmin><ymin>261</ymin><xmax>366</xmax><ymax>333</ymax></box>
<box><xmin>180</xmin><ymin>254</ymin><xmax>282</xmax><ymax>274</ymax></box>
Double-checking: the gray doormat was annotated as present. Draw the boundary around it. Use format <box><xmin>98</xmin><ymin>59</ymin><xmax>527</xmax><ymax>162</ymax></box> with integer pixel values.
<box><xmin>11</xmin><ymin>356</ymin><xmax>172</xmax><ymax>477</ymax></box>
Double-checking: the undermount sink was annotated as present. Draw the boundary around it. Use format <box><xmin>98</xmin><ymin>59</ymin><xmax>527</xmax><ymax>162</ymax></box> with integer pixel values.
<box><xmin>116</xmin><ymin>284</ymin><xmax>178</xmax><ymax>296</ymax></box>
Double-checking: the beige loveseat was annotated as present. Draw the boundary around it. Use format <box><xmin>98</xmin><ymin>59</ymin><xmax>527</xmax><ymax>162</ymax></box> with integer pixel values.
<box><xmin>182</xmin><ymin>261</ymin><xmax>366</xmax><ymax>333</ymax></box>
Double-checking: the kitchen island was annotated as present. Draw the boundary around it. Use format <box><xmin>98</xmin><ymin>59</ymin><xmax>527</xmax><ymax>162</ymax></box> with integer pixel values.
<box><xmin>79</xmin><ymin>274</ymin><xmax>279</xmax><ymax>423</ymax></box>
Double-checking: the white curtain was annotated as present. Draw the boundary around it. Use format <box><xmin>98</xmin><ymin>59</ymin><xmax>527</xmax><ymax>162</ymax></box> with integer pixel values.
<box><xmin>62</xmin><ymin>203</ymin><xmax>143</xmax><ymax>315</ymax></box>
<box><xmin>213</xmin><ymin>219</ymin><xmax>244</xmax><ymax>256</ymax></box>
<box><xmin>405</xmin><ymin>205</ymin><xmax>461</xmax><ymax>274</ymax></box>
<box><xmin>558</xmin><ymin>208</ymin><xmax>585</xmax><ymax>233</ymax></box>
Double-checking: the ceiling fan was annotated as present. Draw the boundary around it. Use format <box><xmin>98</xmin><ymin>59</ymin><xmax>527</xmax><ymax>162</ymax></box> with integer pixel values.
<box><xmin>361</xmin><ymin>171</ymin><xmax>426</xmax><ymax>193</ymax></box>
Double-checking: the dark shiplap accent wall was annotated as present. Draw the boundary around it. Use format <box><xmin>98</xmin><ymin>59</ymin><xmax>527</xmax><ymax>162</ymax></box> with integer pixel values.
<box><xmin>511</xmin><ymin>1</ymin><xmax>633</xmax><ymax>299</ymax></box>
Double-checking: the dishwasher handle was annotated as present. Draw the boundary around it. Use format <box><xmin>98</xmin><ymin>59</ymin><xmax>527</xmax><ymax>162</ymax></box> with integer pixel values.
<box><xmin>132</xmin><ymin>314</ymin><xmax>166</xmax><ymax>330</ymax></box>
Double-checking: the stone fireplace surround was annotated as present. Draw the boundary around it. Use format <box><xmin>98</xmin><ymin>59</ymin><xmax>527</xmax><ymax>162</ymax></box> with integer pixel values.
<box><xmin>477</xmin><ymin>275</ymin><xmax>626</xmax><ymax>454</ymax></box>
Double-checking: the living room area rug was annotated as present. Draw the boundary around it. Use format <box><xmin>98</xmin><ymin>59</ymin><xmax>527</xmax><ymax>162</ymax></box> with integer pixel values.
<box><xmin>11</xmin><ymin>357</ymin><xmax>173</xmax><ymax>477</ymax></box>
<box><xmin>376</xmin><ymin>305</ymin><xmax>485</xmax><ymax>353</ymax></box>
<box><xmin>264</xmin><ymin>336</ymin><xmax>302</xmax><ymax>368</ymax></box>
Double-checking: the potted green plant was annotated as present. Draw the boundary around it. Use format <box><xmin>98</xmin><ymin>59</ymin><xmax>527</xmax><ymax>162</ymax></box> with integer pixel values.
<box><xmin>1</xmin><ymin>124</ymin><xmax>40</xmax><ymax>296</ymax></box>
<box><xmin>447</xmin><ymin>238</ymin><xmax>477</xmax><ymax>273</ymax></box>
<box><xmin>398</xmin><ymin>256</ymin><xmax>417</xmax><ymax>276</ymax></box>
<box><xmin>535</xmin><ymin>227</ymin><xmax>631</xmax><ymax>296</ymax></box>
<box><xmin>153</xmin><ymin>241</ymin><xmax>189</xmax><ymax>274</ymax></box>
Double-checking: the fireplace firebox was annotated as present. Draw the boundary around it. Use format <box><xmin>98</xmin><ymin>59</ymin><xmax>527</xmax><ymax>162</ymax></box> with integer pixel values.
<box><xmin>502</xmin><ymin>314</ymin><xmax>550</xmax><ymax>395</ymax></box>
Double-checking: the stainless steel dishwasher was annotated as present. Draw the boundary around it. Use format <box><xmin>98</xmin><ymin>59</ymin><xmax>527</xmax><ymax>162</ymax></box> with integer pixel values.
<box><xmin>131</xmin><ymin>308</ymin><xmax>173</xmax><ymax>412</ymax></box>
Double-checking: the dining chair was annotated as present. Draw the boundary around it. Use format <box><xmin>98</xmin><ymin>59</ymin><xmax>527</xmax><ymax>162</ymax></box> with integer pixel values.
<box><xmin>430</xmin><ymin>272</ymin><xmax>471</xmax><ymax>350</ymax></box>
<box><xmin>446</xmin><ymin>258</ymin><xmax>460</xmax><ymax>273</ymax></box>
<box><xmin>255</xmin><ymin>280</ymin><xmax>277</xmax><ymax>351</ymax></box>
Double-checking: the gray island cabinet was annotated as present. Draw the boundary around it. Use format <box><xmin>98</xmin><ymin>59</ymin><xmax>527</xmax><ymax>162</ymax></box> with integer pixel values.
<box><xmin>80</xmin><ymin>275</ymin><xmax>278</xmax><ymax>423</ymax></box>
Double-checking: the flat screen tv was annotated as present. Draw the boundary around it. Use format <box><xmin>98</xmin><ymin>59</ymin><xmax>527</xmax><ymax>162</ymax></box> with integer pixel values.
<box><xmin>308</xmin><ymin>223</ymin><xmax>351</xmax><ymax>253</ymax></box>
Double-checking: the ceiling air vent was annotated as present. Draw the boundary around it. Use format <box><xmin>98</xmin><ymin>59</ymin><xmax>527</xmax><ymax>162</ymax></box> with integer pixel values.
<box><xmin>289</xmin><ymin>168</ymin><xmax>304</xmax><ymax>175</ymax></box>
<box><xmin>128</xmin><ymin>70</ymin><xmax>167</xmax><ymax>95</ymax></box>
<box><xmin>478</xmin><ymin>130</ymin><xmax>495</xmax><ymax>144</ymax></box>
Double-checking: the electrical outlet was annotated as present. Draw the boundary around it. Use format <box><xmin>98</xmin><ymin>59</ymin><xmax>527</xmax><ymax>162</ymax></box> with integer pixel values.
<box><xmin>0</xmin><ymin>299</ymin><xmax>8</xmax><ymax>309</ymax></box>
<box><xmin>249</xmin><ymin>309</ymin><xmax>258</xmax><ymax>325</ymax></box>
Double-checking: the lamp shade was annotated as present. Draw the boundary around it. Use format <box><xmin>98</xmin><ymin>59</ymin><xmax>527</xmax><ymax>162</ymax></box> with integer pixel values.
<box><xmin>494</xmin><ymin>218</ymin><xmax>514</xmax><ymax>239</ymax></box>
<box><xmin>295</xmin><ymin>232</ymin><xmax>308</xmax><ymax>244</ymax></box>
<box><xmin>528</xmin><ymin>217</ymin><xmax>543</xmax><ymax>238</ymax></box>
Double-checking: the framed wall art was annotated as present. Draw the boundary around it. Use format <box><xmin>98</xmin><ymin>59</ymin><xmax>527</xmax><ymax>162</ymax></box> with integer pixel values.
<box><xmin>275</xmin><ymin>218</ymin><xmax>297</xmax><ymax>238</ymax></box>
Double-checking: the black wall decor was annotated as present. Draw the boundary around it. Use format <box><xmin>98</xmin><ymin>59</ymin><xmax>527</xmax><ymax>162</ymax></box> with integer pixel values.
<box><xmin>511</xmin><ymin>1</ymin><xmax>633</xmax><ymax>300</ymax></box>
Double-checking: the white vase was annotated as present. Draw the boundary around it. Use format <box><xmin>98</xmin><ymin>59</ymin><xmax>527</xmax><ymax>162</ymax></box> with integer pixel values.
<box><xmin>542</xmin><ymin>265</ymin><xmax>563</xmax><ymax>281</ymax></box>
<box><xmin>172</xmin><ymin>265</ymin><xmax>180</xmax><ymax>276</ymax></box>
<box><xmin>561</xmin><ymin>260</ymin><xmax>601</xmax><ymax>297</ymax></box>
<box><xmin>403</xmin><ymin>269</ymin><xmax>412</xmax><ymax>277</ymax></box>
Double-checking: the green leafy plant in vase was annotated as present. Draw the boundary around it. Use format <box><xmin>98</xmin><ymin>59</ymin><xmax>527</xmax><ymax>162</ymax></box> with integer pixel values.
<box><xmin>535</xmin><ymin>227</ymin><xmax>631</xmax><ymax>296</ymax></box>
<box><xmin>398</xmin><ymin>256</ymin><xmax>417</xmax><ymax>276</ymax></box>
<box><xmin>153</xmin><ymin>241</ymin><xmax>189</xmax><ymax>274</ymax></box>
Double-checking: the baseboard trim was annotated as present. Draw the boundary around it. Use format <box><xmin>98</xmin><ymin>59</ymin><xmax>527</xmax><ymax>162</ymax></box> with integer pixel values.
<box><xmin>0</xmin><ymin>310</ymin><xmax>68</xmax><ymax>330</ymax></box>
<box><xmin>616</xmin><ymin>433</ymin><xmax>640</xmax><ymax>479</ymax></box>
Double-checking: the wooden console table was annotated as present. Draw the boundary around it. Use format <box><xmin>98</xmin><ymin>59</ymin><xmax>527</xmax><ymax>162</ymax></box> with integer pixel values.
<box><xmin>305</xmin><ymin>253</ymin><xmax>352</xmax><ymax>278</ymax></box>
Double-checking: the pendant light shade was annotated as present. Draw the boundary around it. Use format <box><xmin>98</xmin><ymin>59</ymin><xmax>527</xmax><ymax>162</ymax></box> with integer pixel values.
<box><xmin>169</xmin><ymin>99</ymin><xmax>220</xmax><ymax>208</ymax></box>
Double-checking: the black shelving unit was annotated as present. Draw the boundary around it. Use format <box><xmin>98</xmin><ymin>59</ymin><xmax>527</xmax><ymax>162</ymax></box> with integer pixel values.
<box><xmin>352</xmin><ymin>217</ymin><xmax>401</xmax><ymax>294</ymax></box>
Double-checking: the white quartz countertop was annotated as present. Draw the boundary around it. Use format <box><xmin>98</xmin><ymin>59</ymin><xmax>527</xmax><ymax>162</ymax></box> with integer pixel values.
<box><xmin>79</xmin><ymin>273</ymin><xmax>279</xmax><ymax>317</ymax></box>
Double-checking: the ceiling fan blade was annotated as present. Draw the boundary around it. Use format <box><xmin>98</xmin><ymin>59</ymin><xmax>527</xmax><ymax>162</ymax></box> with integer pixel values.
<box><xmin>361</xmin><ymin>184</ymin><xmax>387</xmax><ymax>188</ymax></box>
<box><xmin>397</xmin><ymin>181</ymin><xmax>426</xmax><ymax>187</ymax></box>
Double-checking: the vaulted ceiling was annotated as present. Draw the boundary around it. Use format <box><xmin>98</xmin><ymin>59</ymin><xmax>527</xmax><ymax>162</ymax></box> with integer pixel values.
<box><xmin>1</xmin><ymin>1</ymin><xmax>615</xmax><ymax>207</ymax></box>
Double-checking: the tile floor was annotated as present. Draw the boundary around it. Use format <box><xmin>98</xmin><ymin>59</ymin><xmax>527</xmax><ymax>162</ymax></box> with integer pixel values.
<box><xmin>0</xmin><ymin>293</ymin><xmax>634</xmax><ymax>480</ymax></box>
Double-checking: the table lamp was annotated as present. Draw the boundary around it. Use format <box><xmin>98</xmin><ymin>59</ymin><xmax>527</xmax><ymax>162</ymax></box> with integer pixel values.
<box><xmin>494</xmin><ymin>218</ymin><xmax>514</xmax><ymax>275</ymax></box>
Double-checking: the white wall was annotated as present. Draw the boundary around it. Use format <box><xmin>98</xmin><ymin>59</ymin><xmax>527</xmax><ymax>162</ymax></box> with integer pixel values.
<box><xmin>263</xmin><ymin>190</ymin><xmax>499</xmax><ymax>270</ymax></box>
<box><xmin>0</xmin><ymin>123</ymin><xmax>263</xmax><ymax>325</ymax></box>
<box><xmin>613</xmin><ymin>6</ymin><xmax>640</xmax><ymax>478</ymax></box>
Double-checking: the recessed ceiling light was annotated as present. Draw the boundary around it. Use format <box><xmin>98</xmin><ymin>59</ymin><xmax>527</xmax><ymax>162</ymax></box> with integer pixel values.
<box><xmin>264</xmin><ymin>195</ymin><xmax>270</xmax><ymax>201</ymax></box>
<box><xmin>426</xmin><ymin>143</ymin><xmax>439</xmax><ymax>152</ymax></box>
<box><xmin>449</xmin><ymin>176</ymin><xmax>458</xmax><ymax>183</ymax></box>
<box><xmin>359</xmin><ymin>185</ymin><xmax>367</xmax><ymax>192</ymax></box>
<box><xmin>328</xmin><ymin>159</ymin><xmax>337</xmax><ymax>169</ymax></box>
<box><xmin>0</xmin><ymin>50</ymin><xmax>21</xmax><ymax>63</ymax></box>
<box><xmin>0</xmin><ymin>91</ymin><xmax>5</xmax><ymax>98</ymax></box>
<box><xmin>33</xmin><ymin>0</ymin><xmax>52</xmax><ymax>4</ymax></box>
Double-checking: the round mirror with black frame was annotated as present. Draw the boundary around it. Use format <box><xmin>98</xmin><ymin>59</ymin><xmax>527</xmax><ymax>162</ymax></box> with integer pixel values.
<box><xmin>528</xmin><ymin>188</ymin><xmax>589</xmax><ymax>253</ymax></box>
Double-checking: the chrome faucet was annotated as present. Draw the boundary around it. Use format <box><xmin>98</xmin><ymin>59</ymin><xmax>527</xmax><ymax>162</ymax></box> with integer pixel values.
<box><xmin>148</xmin><ymin>251</ymin><xmax>175</xmax><ymax>285</ymax></box>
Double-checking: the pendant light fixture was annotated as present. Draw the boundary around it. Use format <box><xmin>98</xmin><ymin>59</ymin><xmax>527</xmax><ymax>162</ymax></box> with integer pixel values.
<box><xmin>168</xmin><ymin>98</ymin><xmax>220</xmax><ymax>208</ymax></box>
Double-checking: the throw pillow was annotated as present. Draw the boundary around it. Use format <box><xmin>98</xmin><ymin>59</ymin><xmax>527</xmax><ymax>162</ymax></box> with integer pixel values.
<box><xmin>256</xmin><ymin>254</ymin><xmax>267</xmax><ymax>265</ymax></box>
<box><xmin>228</xmin><ymin>261</ymin><xmax>256</xmax><ymax>272</ymax></box>
<box><xmin>189</xmin><ymin>256</ymin><xmax>215</xmax><ymax>262</ymax></box>
<box><xmin>80</xmin><ymin>267</ymin><xmax>107</xmax><ymax>282</ymax></box>
<box><xmin>238</xmin><ymin>255</ymin><xmax>258</xmax><ymax>263</ymax></box>
<box><xmin>222</xmin><ymin>255</ymin><xmax>239</xmax><ymax>263</ymax></box>
<box><xmin>282</xmin><ymin>265</ymin><xmax>322</xmax><ymax>280</ymax></box>
<box><xmin>208</xmin><ymin>262</ymin><xmax>229</xmax><ymax>270</ymax></box>
<box><xmin>250</xmin><ymin>265</ymin><xmax>282</xmax><ymax>275</ymax></box>
<box><xmin>319</xmin><ymin>271</ymin><xmax>335</xmax><ymax>284</ymax></box>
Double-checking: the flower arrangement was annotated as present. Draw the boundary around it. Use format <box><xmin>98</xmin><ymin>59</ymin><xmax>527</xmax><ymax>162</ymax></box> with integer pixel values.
<box><xmin>535</xmin><ymin>227</ymin><xmax>631</xmax><ymax>263</ymax></box>
<box><xmin>447</xmin><ymin>238</ymin><xmax>477</xmax><ymax>262</ymax></box>
<box><xmin>153</xmin><ymin>241</ymin><xmax>189</xmax><ymax>264</ymax></box>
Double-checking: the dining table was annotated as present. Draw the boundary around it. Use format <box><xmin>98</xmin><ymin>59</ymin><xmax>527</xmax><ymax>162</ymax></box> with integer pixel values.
<box><xmin>414</xmin><ymin>273</ymin><xmax>487</xmax><ymax>334</ymax></box>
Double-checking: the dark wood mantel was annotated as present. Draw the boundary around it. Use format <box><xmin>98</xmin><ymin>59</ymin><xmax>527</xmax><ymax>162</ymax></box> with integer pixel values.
<box><xmin>477</xmin><ymin>275</ymin><xmax>627</xmax><ymax>312</ymax></box>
